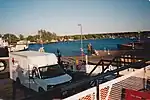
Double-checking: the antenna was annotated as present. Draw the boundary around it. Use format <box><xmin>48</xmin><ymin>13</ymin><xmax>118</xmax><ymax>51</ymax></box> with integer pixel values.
<box><xmin>9</xmin><ymin>34</ymin><xmax>11</xmax><ymax>45</ymax></box>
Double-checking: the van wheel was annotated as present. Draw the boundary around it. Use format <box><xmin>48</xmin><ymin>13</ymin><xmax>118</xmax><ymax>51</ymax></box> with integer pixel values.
<box><xmin>39</xmin><ymin>87</ymin><xmax>45</xmax><ymax>93</ymax></box>
<box><xmin>16</xmin><ymin>78</ymin><xmax>21</xmax><ymax>88</ymax></box>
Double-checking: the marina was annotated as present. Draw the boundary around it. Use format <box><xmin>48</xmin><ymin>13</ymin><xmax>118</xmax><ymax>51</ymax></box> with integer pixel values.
<box><xmin>28</xmin><ymin>38</ymin><xmax>137</xmax><ymax>57</ymax></box>
<box><xmin>0</xmin><ymin>0</ymin><xmax>150</xmax><ymax>99</ymax></box>
<box><xmin>0</xmin><ymin>45</ymin><xmax>150</xmax><ymax>100</ymax></box>
<box><xmin>0</xmin><ymin>34</ymin><xmax>150</xmax><ymax>100</ymax></box>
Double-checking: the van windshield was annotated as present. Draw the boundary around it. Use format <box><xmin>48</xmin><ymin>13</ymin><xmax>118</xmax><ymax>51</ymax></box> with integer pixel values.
<box><xmin>39</xmin><ymin>64</ymin><xmax>65</xmax><ymax>79</ymax></box>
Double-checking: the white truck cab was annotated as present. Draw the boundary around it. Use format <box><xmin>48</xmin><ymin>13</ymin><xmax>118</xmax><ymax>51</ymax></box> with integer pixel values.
<box><xmin>9</xmin><ymin>51</ymin><xmax>72</xmax><ymax>92</ymax></box>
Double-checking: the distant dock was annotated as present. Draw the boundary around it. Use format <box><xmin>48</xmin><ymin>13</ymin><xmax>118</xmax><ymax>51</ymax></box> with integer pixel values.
<box><xmin>61</xmin><ymin>50</ymin><xmax>129</xmax><ymax>64</ymax></box>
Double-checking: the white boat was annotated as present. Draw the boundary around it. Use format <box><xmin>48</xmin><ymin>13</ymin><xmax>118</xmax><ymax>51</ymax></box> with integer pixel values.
<box><xmin>9</xmin><ymin>44</ymin><xmax>28</xmax><ymax>52</ymax></box>
<box><xmin>38</xmin><ymin>47</ymin><xmax>45</xmax><ymax>52</ymax></box>
<box><xmin>0</xmin><ymin>38</ymin><xmax>28</xmax><ymax>52</ymax></box>
<box><xmin>0</xmin><ymin>38</ymin><xmax>9</xmax><ymax>47</ymax></box>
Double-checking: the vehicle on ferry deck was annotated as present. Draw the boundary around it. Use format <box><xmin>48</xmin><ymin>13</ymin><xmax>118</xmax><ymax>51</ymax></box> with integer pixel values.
<box><xmin>9</xmin><ymin>51</ymin><xmax>72</xmax><ymax>92</ymax></box>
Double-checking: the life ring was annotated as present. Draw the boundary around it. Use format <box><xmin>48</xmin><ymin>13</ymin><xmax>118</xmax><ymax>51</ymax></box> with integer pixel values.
<box><xmin>0</xmin><ymin>60</ymin><xmax>7</xmax><ymax>72</ymax></box>
<box><xmin>75</xmin><ymin>59</ymin><xmax>81</xmax><ymax>70</ymax></box>
<box><xmin>76</xmin><ymin>65</ymin><xmax>81</xmax><ymax>70</ymax></box>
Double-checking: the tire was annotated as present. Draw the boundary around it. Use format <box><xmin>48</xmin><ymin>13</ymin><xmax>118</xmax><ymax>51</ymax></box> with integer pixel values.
<box><xmin>39</xmin><ymin>87</ymin><xmax>45</xmax><ymax>93</ymax></box>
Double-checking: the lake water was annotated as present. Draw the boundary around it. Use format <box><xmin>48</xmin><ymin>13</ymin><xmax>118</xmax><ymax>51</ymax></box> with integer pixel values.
<box><xmin>28</xmin><ymin>38</ymin><xmax>137</xmax><ymax>56</ymax></box>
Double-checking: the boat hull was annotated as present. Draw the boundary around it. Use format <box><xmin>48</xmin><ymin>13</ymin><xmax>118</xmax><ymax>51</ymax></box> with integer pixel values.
<box><xmin>117</xmin><ymin>44</ymin><xmax>132</xmax><ymax>50</ymax></box>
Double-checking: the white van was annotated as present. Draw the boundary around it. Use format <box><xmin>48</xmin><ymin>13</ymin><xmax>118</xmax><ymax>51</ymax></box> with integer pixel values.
<box><xmin>9</xmin><ymin>51</ymin><xmax>72</xmax><ymax>92</ymax></box>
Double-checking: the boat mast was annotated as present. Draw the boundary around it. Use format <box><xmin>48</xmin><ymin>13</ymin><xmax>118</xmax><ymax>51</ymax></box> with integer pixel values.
<box><xmin>9</xmin><ymin>34</ymin><xmax>11</xmax><ymax>45</ymax></box>
<box><xmin>38</xmin><ymin>30</ymin><xmax>45</xmax><ymax>52</ymax></box>
<box><xmin>138</xmin><ymin>31</ymin><xmax>141</xmax><ymax>42</ymax></box>
<box><xmin>40</xmin><ymin>30</ymin><xmax>43</xmax><ymax>48</ymax></box>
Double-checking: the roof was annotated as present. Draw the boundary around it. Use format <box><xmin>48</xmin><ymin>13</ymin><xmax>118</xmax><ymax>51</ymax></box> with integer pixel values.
<box><xmin>10</xmin><ymin>51</ymin><xmax>55</xmax><ymax>57</ymax></box>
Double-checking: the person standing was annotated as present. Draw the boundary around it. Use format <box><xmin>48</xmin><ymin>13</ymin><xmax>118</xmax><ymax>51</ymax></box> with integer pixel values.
<box><xmin>87</xmin><ymin>43</ymin><xmax>91</xmax><ymax>55</ymax></box>
<box><xmin>57</xmin><ymin>49</ymin><xmax>62</xmax><ymax>65</ymax></box>
<box><xmin>87</xmin><ymin>43</ymin><xmax>92</xmax><ymax>55</ymax></box>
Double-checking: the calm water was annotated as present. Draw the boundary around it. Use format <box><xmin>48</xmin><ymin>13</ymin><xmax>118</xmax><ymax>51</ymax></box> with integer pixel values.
<box><xmin>28</xmin><ymin>38</ymin><xmax>137</xmax><ymax>56</ymax></box>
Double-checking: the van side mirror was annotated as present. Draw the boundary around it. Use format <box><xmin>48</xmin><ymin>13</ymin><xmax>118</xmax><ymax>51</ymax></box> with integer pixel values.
<box><xmin>29</xmin><ymin>75</ymin><xmax>34</xmax><ymax>79</ymax></box>
<box><xmin>29</xmin><ymin>74</ymin><xmax>34</xmax><ymax>79</ymax></box>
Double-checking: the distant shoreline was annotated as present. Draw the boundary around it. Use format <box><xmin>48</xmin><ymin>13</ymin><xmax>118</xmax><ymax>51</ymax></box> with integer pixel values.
<box><xmin>28</xmin><ymin>37</ymin><xmax>137</xmax><ymax>45</ymax></box>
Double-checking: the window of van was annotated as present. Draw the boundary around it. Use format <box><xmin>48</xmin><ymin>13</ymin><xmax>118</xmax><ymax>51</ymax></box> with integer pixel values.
<box><xmin>39</xmin><ymin>64</ymin><xmax>65</xmax><ymax>79</ymax></box>
<box><xmin>32</xmin><ymin>67</ymin><xmax>40</xmax><ymax>78</ymax></box>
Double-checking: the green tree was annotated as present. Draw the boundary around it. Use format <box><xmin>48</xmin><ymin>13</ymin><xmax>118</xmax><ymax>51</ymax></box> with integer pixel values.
<box><xmin>37</xmin><ymin>29</ymin><xmax>58</xmax><ymax>42</ymax></box>
<box><xmin>73</xmin><ymin>35</ymin><xmax>80</xmax><ymax>40</ymax></box>
<box><xmin>85</xmin><ymin>34</ymin><xmax>94</xmax><ymax>39</ymax></box>
<box><xmin>19</xmin><ymin>34</ymin><xmax>24</xmax><ymax>40</ymax></box>
<box><xmin>3</xmin><ymin>33</ymin><xmax>19</xmax><ymax>43</ymax></box>
<box><xmin>27</xmin><ymin>35</ymin><xmax>36</xmax><ymax>42</ymax></box>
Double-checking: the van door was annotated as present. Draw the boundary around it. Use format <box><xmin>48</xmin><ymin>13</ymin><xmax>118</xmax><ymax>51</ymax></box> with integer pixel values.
<box><xmin>18</xmin><ymin>58</ymin><xmax>29</xmax><ymax>88</ymax></box>
<box><xmin>21</xmin><ymin>69</ymin><xmax>30</xmax><ymax>88</ymax></box>
<box><xmin>13</xmin><ymin>61</ymin><xmax>27</xmax><ymax>87</ymax></box>
<box><xmin>29</xmin><ymin>67</ymin><xmax>40</xmax><ymax>92</ymax></box>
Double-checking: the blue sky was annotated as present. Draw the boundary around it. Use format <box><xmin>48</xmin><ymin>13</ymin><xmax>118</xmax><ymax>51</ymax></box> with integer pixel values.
<box><xmin>0</xmin><ymin>0</ymin><xmax>150</xmax><ymax>36</ymax></box>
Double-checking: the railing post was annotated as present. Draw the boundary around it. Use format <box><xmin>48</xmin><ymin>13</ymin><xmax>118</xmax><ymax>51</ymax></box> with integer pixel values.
<box><xmin>12</xmin><ymin>81</ymin><xmax>16</xmax><ymax>100</ymax></box>
<box><xmin>96</xmin><ymin>79</ymin><xmax>99</xmax><ymax>100</ymax></box>
<box><xmin>117</xmin><ymin>57</ymin><xmax>120</xmax><ymax>77</ymax></box>
<box><xmin>121</xmin><ymin>88</ymin><xmax>125</xmax><ymax>100</ymax></box>
<box><xmin>85</xmin><ymin>55</ymin><xmax>88</xmax><ymax>65</ymax></box>
<box><xmin>102</xmin><ymin>60</ymin><xmax>104</xmax><ymax>74</ymax></box>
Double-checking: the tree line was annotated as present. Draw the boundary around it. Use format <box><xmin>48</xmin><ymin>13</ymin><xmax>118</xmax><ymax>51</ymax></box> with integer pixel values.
<box><xmin>0</xmin><ymin>30</ymin><xmax>149</xmax><ymax>44</ymax></box>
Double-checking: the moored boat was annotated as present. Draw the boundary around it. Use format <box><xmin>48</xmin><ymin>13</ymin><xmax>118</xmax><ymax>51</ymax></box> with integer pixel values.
<box><xmin>117</xmin><ymin>41</ymin><xmax>143</xmax><ymax>50</ymax></box>
<box><xmin>9</xmin><ymin>44</ymin><xmax>28</xmax><ymax>52</ymax></box>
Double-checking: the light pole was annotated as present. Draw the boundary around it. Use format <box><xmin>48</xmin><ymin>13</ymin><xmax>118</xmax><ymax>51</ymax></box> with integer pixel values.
<box><xmin>78</xmin><ymin>24</ymin><xmax>83</xmax><ymax>62</ymax></box>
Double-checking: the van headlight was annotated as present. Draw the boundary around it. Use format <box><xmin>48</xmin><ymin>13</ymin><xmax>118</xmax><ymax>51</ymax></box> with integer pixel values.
<box><xmin>47</xmin><ymin>85</ymin><xmax>54</xmax><ymax>90</ymax></box>
<box><xmin>62</xmin><ymin>91</ymin><xmax>68</xmax><ymax>96</ymax></box>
